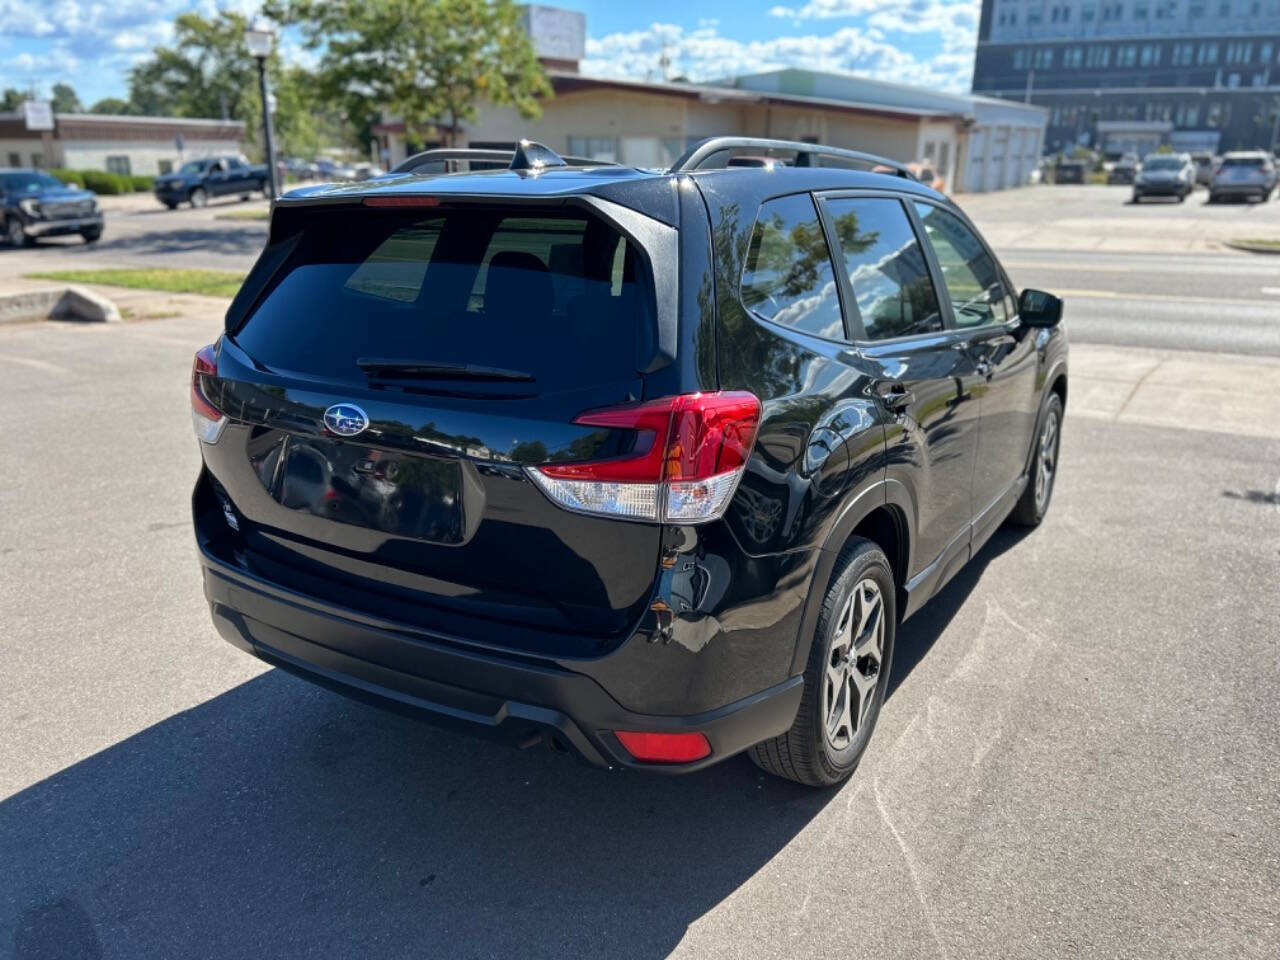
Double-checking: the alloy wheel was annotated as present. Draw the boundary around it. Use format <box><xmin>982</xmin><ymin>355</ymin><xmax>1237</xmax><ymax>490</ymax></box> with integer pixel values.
<box><xmin>822</xmin><ymin>578</ymin><xmax>885</xmax><ymax>750</ymax></box>
<box><xmin>1035</xmin><ymin>409</ymin><xmax>1059</xmax><ymax>512</ymax></box>
<box><xmin>8</xmin><ymin>219</ymin><xmax>23</xmax><ymax>246</ymax></box>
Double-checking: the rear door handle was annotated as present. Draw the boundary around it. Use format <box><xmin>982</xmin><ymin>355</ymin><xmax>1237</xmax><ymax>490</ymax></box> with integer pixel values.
<box><xmin>874</xmin><ymin>381</ymin><xmax>914</xmax><ymax>411</ymax></box>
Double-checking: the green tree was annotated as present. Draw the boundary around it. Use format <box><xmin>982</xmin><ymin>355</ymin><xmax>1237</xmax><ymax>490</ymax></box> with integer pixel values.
<box><xmin>269</xmin><ymin>0</ymin><xmax>552</xmax><ymax>147</ymax></box>
<box><xmin>2</xmin><ymin>89</ymin><xmax>27</xmax><ymax>112</ymax></box>
<box><xmin>50</xmin><ymin>83</ymin><xmax>82</xmax><ymax>113</ymax></box>
<box><xmin>88</xmin><ymin>97</ymin><xmax>134</xmax><ymax>115</ymax></box>
<box><xmin>126</xmin><ymin>10</ymin><xmax>338</xmax><ymax>158</ymax></box>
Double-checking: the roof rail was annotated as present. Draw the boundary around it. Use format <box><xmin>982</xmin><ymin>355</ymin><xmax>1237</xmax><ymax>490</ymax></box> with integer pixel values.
<box><xmin>668</xmin><ymin>136</ymin><xmax>916</xmax><ymax>179</ymax></box>
<box><xmin>391</xmin><ymin>143</ymin><xmax>619</xmax><ymax>176</ymax></box>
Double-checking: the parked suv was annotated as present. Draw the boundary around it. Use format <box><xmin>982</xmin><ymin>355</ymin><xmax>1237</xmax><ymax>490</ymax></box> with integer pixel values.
<box><xmin>153</xmin><ymin>155</ymin><xmax>269</xmax><ymax>209</ymax></box>
<box><xmin>1</xmin><ymin>169</ymin><xmax>103</xmax><ymax>246</ymax></box>
<box><xmin>1208</xmin><ymin>151</ymin><xmax>1277</xmax><ymax>203</ymax></box>
<box><xmin>191</xmin><ymin>137</ymin><xmax>1067</xmax><ymax>786</ymax></box>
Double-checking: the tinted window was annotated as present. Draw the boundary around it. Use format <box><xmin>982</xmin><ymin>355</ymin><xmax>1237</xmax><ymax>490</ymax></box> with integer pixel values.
<box><xmin>740</xmin><ymin>193</ymin><xmax>844</xmax><ymax>340</ymax></box>
<box><xmin>824</xmin><ymin>196</ymin><xmax>943</xmax><ymax>341</ymax></box>
<box><xmin>913</xmin><ymin>203</ymin><xmax>1007</xmax><ymax>329</ymax></box>
<box><xmin>235</xmin><ymin>210</ymin><xmax>653</xmax><ymax>393</ymax></box>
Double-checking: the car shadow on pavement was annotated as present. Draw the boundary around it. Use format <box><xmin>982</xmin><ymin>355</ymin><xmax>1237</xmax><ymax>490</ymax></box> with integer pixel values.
<box><xmin>1</xmin><ymin>523</ymin><xmax>1035</xmax><ymax>960</ymax></box>
<box><xmin>24</xmin><ymin>226</ymin><xmax>267</xmax><ymax>260</ymax></box>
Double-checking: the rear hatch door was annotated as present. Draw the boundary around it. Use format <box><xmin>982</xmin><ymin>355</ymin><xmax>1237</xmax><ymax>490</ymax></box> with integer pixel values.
<box><xmin>202</xmin><ymin>200</ymin><xmax>669</xmax><ymax>657</ymax></box>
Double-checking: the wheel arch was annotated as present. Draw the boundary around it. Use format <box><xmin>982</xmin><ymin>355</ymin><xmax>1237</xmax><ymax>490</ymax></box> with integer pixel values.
<box><xmin>787</xmin><ymin>480</ymin><xmax>914</xmax><ymax>677</ymax></box>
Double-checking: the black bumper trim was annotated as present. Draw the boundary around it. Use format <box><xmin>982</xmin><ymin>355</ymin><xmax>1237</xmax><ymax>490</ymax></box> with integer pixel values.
<box><xmin>202</xmin><ymin>552</ymin><xmax>803</xmax><ymax>772</ymax></box>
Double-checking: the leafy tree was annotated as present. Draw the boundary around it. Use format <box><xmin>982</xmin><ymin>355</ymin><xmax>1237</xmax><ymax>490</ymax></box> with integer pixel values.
<box><xmin>51</xmin><ymin>83</ymin><xmax>82</xmax><ymax>113</ymax></box>
<box><xmin>2</xmin><ymin>89</ymin><xmax>27</xmax><ymax>112</ymax></box>
<box><xmin>88</xmin><ymin>97</ymin><xmax>134</xmax><ymax>115</ymax></box>
<box><xmin>126</xmin><ymin>10</ymin><xmax>342</xmax><ymax>158</ymax></box>
<box><xmin>268</xmin><ymin>0</ymin><xmax>552</xmax><ymax>147</ymax></box>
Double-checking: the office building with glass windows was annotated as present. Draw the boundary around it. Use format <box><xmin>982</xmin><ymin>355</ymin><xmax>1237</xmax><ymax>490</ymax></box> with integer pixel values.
<box><xmin>972</xmin><ymin>0</ymin><xmax>1280</xmax><ymax>154</ymax></box>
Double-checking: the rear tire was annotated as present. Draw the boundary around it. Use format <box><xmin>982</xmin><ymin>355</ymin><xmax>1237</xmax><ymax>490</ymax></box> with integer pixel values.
<box><xmin>750</xmin><ymin>538</ymin><xmax>896</xmax><ymax>787</ymax></box>
<box><xmin>163</xmin><ymin>201</ymin><xmax>178</xmax><ymax>210</ymax></box>
<box><xmin>239</xmin><ymin>193</ymin><xmax>251</xmax><ymax>201</ymax></box>
<box><xmin>80</xmin><ymin>229</ymin><xmax>102</xmax><ymax>244</ymax></box>
<box><xmin>189</xmin><ymin>188</ymin><xmax>207</xmax><ymax>209</ymax></box>
<box><xmin>1010</xmin><ymin>393</ymin><xmax>1064</xmax><ymax>528</ymax></box>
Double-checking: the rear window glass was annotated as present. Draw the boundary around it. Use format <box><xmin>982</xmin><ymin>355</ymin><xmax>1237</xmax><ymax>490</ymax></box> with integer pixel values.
<box><xmin>234</xmin><ymin>209</ymin><xmax>653</xmax><ymax>393</ymax></box>
<box><xmin>740</xmin><ymin>193</ymin><xmax>845</xmax><ymax>340</ymax></box>
<box><xmin>1221</xmin><ymin>156</ymin><xmax>1267</xmax><ymax>167</ymax></box>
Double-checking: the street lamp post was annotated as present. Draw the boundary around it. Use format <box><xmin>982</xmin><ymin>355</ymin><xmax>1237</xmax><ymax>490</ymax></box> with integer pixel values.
<box><xmin>244</xmin><ymin>21</ymin><xmax>278</xmax><ymax>201</ymax></box>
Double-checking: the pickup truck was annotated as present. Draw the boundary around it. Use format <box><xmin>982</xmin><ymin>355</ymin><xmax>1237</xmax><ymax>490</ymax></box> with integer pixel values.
<box><xmin>153</xmin><ymin>156</ymin><xmax>269</xmax><ymax>209</ymax></box>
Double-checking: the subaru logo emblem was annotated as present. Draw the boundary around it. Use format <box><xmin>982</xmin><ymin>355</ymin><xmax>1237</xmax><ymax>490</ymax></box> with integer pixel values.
<box><xmin>323</xmin><ymin>403</ymin><xmax>370</xmax><ymax>438</ymax></box>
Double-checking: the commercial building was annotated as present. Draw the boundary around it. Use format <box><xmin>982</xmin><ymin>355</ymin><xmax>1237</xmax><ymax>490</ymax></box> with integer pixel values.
<box><xmin>972</xmin><ymin>0</ymin><xmax>1280</xmax><ymax>155</ymax></box>
<box><xmin>0</xmin><ymin>112</ymin><xmax>245</xmax><ymax>175</ymax></box>
<box><xmin>374</xmin><ymin>6</ymin><xmax>1045</xmax><ymax>193</ymax></box>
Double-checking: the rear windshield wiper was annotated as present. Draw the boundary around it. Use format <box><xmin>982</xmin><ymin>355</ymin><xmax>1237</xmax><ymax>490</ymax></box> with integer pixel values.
<box><xmin>356</xmin><ymin>358</ymin><xmax>535</xmax><ymax>382</ymax></box>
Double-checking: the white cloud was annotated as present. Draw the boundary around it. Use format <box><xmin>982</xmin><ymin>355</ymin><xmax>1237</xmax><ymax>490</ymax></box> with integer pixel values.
<box><xmin>583</xmin><ymin>19</ymin><xmax>971</xmax><ymax>93</ymax></box>
<box><xmin>768</xmin><ymin>0</ymin><xmax>896</xmax><ymax>18</ymax></box>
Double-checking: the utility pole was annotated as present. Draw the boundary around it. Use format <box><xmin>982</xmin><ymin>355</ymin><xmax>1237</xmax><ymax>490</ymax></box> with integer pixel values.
<box><xmin>1024</xmin><ymin>68</ymin><xmax>1035</xmax><ymax>105</ymax></box>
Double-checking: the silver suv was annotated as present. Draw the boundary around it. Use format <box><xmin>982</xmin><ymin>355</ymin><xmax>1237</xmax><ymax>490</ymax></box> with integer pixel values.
<box><xmin>1208</xmin><ymin>152</ymin><xmax>1277</xmax><ymax>203</ymax></box>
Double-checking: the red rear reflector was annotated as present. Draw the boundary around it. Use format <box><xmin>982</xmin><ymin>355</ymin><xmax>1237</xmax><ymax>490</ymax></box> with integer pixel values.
<box><xmin>614</xmin><ymin>731</ymin><xmax>712</xmax><ymax>764</ymax></box>
<box><xmin>362</xmin><ymin>195</ymin><xmax>441</xmax><ymax>207</ymax></box>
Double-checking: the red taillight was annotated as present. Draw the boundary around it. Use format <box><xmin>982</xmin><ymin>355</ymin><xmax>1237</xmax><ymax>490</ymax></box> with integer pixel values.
<box><xmin>528</xmin><ymin>391</ymin><xmax>761</xmax><ymax>523</ymax></box>
<box><xmin>614</xmin><ymin>730</ymin><xmax>712</xmax><ymax>764</ymax></box>
<box><xmin>191</xmin><ymin>343</ymin><xmax>227</xmax><ymax>443</ymax></box>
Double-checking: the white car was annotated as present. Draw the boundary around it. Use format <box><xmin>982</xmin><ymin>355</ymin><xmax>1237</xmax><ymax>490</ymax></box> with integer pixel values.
<box><xmin>1208</xmin><ymin>152</ymin><xmax>1277</xmax><ymax>203</ymax></box>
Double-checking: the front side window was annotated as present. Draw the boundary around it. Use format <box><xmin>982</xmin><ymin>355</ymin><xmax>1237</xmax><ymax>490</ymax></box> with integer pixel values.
<box><xmin>823</xmin><ymin>196</ymin><xmax>942</xmax><ymax>341</ymax></box>
<box><xmin>913</xmin><ymin>203</ymin><xmax>1007</xmax><ymax>329</ymax></box>
<box><xmin>740</xmin><ymin>193</ymin><xmax>844</xmax><ymax>340</ymax></box>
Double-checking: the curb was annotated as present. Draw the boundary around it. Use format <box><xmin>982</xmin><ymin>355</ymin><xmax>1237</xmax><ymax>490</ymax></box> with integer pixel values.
<box><xmin>0</xmin><ymin>285</ymin><xmax>121</xmax><ymax>325</ymax></box>
<box><xmin>1224</xmin><ymin>241</ymin><xmax>1280</xmax><ymax>255</ymax></box>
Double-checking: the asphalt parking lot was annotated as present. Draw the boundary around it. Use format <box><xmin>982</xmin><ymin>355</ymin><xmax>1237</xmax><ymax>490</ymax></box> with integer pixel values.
<box><xmin>2</xmin><ymin>186</ymin><xmax>1279</xmax><ymax>958</ymax></box>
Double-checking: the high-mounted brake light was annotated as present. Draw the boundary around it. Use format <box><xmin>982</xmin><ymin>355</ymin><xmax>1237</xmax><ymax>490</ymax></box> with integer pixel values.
<box><xmin>526</xmin><ymin>391</ymin><xmax>761</xmax><ymax>523</ymax></box>
<box><xmin>614</xmin><ymin>730</ymin><xmax>712</xmax><ymax>764</ymax></box>
<box><xmin>362</xmin><ymin>195</ymin><xmax>442</xmax><ymax>207</ymax></box>
<box><xmin>191</xmin><ymin>343</ymin><xmax>228</xmax><ymax>444</ymax></box>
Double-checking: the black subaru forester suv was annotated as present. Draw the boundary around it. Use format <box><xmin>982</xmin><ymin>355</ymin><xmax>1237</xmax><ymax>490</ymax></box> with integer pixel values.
<box><xmin>192</xmin><ymin>137</ymin><xmax>1067</xmax><ymax>787</ymax></box>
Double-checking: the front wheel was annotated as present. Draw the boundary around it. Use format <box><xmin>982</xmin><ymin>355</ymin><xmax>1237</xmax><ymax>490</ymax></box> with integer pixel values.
<box><xmin>189</xmin><ymin>187</ymin><xmax>208</xmax><ymax>209</ymax></box>
<box><xmin>6</xmin><ymin>217</ymin><xmax>31</xmax><ymax>247</ymax></box>
<box><xmin>750</xmin><ymin>539</ymin><xmax>896</xmax><ymax>787</ymax></box>
<box><xmin>1010</xmin><ymin>393</ymin><xmax>1064</xmax><ymax>527</ymax></box>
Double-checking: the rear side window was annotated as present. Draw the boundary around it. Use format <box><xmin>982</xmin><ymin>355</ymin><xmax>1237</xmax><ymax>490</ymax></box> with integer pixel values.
<box><xmin>234</xmin><ymin>209</ymin><xmax>653</xmax><ymax>393</ymax></box>
<box><xmin>740</xmin><ymin>193</ymin><xmax>845</xmax><ymax>340</ymax></box>
<box><xmin>823</xmin><ymin>196</ymin><xmax>942</xmax><ymax>341</ymax></box>
<box><xmin>913</xmin><ymin>202</ymin><xmax>1008</xmax><ymax>329</ymax></box>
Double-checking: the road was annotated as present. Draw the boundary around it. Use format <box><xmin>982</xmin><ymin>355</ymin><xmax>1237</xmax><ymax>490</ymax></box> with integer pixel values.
<box><xmin>2</xmin><ymin>269</ymin><xmax>1279</xmax><ymax>957</ymax></box>
<box><xmin>10</xmin><ymin>183</ymin><xmax>1279</xmax><ymax>356</ymax></box>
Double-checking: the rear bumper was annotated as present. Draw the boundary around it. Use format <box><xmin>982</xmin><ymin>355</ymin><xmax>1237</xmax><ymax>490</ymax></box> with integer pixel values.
<box><xmin>1210</xmin><ymin>183</ymin><xmax>1271</xmax><ymax>196</ymax></box>
<box><xmin>200</xmin><ymin>547</ymin><xmax>803</xmax><ymax>772</ymax></box>
<box><xmin>1133</xmin><ymin>183</ymin><xmax>1187</xmax><ymax>196</ymax></box>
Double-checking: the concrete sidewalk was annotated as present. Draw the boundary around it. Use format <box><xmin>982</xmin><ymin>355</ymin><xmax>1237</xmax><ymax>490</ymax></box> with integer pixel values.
<box><xmin>1069</xmin><ymin>343</ymin><xmax>1280</xmax><ymax>439</ymax></box>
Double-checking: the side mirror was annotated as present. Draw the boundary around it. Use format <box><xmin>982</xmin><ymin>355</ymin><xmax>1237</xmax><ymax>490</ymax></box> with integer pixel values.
<box><xmin>1018</xmin><ymin>288</ymin><xmax>1063</xmax><ymax>328</ymax></box>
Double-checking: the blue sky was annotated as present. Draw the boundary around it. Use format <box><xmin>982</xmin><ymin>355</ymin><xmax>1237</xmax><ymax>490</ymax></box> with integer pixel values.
<box><xmin>0</xmin><ymin>0</ymin><xmax>979</xmax><ymax>109</ymax></box>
